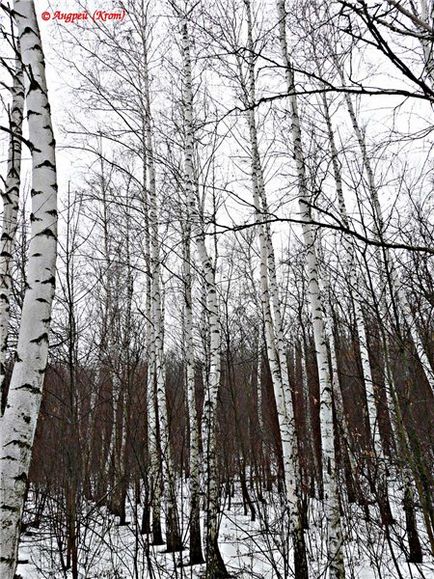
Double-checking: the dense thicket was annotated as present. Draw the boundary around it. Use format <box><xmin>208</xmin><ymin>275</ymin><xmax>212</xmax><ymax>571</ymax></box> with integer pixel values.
<box><xmin>1</xmin><ymin>0</ymin><xmax>434</xmax><ymax>578</ymax></box>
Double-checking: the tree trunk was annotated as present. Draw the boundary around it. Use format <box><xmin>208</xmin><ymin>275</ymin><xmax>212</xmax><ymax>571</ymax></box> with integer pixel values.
<box><xmin>242</xmin><ymin>2</ymin><xmax>307</xmax><ymax>574</ymax></box>
<box><xmin>179</xmin><ymin>16</ymin><xmax>228</xmax><ymax>577</ymax></box>
<box><xmin>0</xmin><ymin>2</ymin><xmax>58</xmax><ymax>576</ymax></box>
<box><xmin>0</xmin><ymin>54</ymin><xmax>24</xmax><ymax>414</ymax></box>
<box><xmin>277</xmin><ymin>2</ymin><xmax>345</xmax><ymax>576</ymax></box>
<box><xmin>183</xmin><ymin>223</ymin><xmax>204</xmax><ymax>564</ymax></box>
<box><xmin>143</xmin><ymin>42</ymin><xmax>182</xmax><ymax>551</ymax></box>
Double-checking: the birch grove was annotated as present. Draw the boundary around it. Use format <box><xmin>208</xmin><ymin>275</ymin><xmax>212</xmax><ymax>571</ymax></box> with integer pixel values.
<box><xmin>0</xmin><ymin>0</ymin><xmax>433</xmax><ymax>578</ymax></box>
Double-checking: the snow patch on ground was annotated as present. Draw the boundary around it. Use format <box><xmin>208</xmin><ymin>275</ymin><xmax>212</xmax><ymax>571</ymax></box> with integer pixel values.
<box><xmin>17</xmin><ymin>485</ymin><xmax>434</xmax><ymax>578</ymax></box>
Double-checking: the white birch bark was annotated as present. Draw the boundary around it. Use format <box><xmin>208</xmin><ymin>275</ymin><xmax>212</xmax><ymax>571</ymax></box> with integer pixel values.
<box><xmin>277</xmin><ymin>2</ymin><xmax>345</xmax><ymax>576</ymax></box>
<box><xmin>0</xmin><ymin>56</ymin><xmax>24</xmax><ymax>412</ymax></box>
<box><xmin>118</xmin><ymin>387</ymin><xmax>127</xmax><ymax>501</ymax></box>
<box><xmin>143</xmin><ymin>36</ymin><xmax>165</xmax><ymax>542</ymax></box>
<box><xmin>138</xmin><ymin>104</ymin><xmax>160</xmax><ymax>537</ymax></box>
<box><xmin>0</xmin><ymin>2</ymin><xmax>58</xmax><ymax>576</ymax></box>
<box><xmin>319</xmin><ymin>92</ymin><xmax>383</xmax><ymax>457</ymax></box>
<box><xmin>139</xmin><ymin>116</ymin><xmax>163</xmax><ymax>541</ymax></box>
<box><xmin>180</xmin><ymin>17</ymin><xmax>227</xmax><ymax>575</ymax></box>
<box><xmin>142</xmin><ymin>39</ymin><xmax>181</xmax><ymax>549</ymax></box>
<box><xmin>142</xmin><ymin>163</ymin><xmax>163</xmax><ymax>538</ymax></box>
<box><xmin>243</xmin><ymin>1</ymin><xmax>300</xmax><ymax>532</ymax></box>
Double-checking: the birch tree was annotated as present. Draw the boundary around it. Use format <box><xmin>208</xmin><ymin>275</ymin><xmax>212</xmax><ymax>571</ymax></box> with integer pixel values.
<box><xmin>335</xmin><ymin>59</ymin><xmax>429</xmax><ymax>551</ymax></box>
<box><xmin>182</xmin><ymin>216</ymin><xmax>204</xmax><ymax>563</ymax></box>
<box><xmin>277</xmin><ymin>1</ymin><xmax>345</xmax><ymax>576</ymax></box>
<box><xmin>0</xmin><ymin>1</ymin><xmax>58</xmax><ymax>577</ymax></box>
<box><xmin>241</xmin><ymin>1</ymin><xmax>307</xmax><ymax>573</ymax></box>
<box><xmin>141</xmin><ymin>32</ymin><xmax>182</xmax><ymax>549</ymax></box>
<box><xmin>333</xmin><ymin>55</ymin><xmax>434</xmax><ymax>397</ymax></box>
<box><xmin>0</xmin><ymin>52</ymin><xmax>24</xmax><ymax>414</ymax></box>
<box><xmin>176</xmin><ymin>7</ymin><xmax>228</xmax><ymax>575</ymax></box>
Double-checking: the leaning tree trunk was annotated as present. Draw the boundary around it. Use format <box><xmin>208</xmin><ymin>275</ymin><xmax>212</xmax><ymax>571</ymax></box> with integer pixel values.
<box><xmin>0</xmin><ymin>2</ymin><xmax>58</xmax><ymax>577</ymax></box>
<box><xmin>242</xmin><ymin>1</ymin><xmax>307</xmax><ymax>574</ymax></box>
<box><xmin>277</xmin><ymin>1</ymin><xmax>345</xmax><ymax>577</ymax></box>
<box><xmin>0</xmin><ymin>54</ymin><xmax>24</xmax><ymax>414</ymax></box>
<box><xmin>334</xmin><ymin>56</ymin><xmax>434</xmax><ymax>396</ymax></box>
<box><xmin>326</xmin><ymin>50</ymin><xmax>431</xmax><ymax>553</ymax></box>
<box><xmin>317</xmin><ymin>86</ymin><xmax>395</xmax><ymax>525</ymax></box>
<box><xmin>319</xmin><ymin>90</ymin><xmax>383</xmax><ymax>459</ymax></box>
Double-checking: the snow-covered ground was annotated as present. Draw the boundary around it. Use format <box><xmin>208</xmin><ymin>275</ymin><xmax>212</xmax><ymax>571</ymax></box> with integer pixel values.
<box><xmin>17</xmin><ymin>483</ymin><xmax>434</xmax><ymax>578</ymax></box>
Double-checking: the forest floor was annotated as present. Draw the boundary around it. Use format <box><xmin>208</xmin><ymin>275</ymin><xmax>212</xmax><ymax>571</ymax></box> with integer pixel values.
<box><xmin>17</xmin><ymin>483</ymin><xmax>434</xmax><ymax>578</ymax></box>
